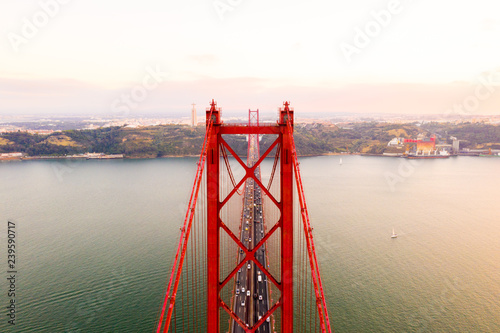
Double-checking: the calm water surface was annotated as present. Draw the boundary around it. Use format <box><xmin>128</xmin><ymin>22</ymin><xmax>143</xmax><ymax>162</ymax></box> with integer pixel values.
<box><xmin>1</xmin><ymin>156</ymin><xmax>499</xmax><ymax>332</ymax></box>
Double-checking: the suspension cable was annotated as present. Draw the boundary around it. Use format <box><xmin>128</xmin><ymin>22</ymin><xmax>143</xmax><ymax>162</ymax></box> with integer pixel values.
<box><xmin>156</xmin><ymin>113</ymin><xmax>214</xmax><ymax>333</ymax></box>
<box><xmin>284</xmin><ymin>106</ymin><xmax>333</xmax><ymax>333</ymax></box>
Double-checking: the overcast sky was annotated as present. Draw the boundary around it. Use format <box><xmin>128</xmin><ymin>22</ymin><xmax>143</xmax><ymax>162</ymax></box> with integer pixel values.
<box><xmin>1</xmin><ymin>0</ymin><xmax>500</xmax><ymax>117</ymax></box>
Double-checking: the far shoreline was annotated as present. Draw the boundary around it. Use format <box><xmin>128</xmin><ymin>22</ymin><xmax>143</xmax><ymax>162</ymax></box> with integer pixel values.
<box><xmin>1</xmin><ymin>152</ymin><xmax>493</xmax><ymax>162</ymax></box>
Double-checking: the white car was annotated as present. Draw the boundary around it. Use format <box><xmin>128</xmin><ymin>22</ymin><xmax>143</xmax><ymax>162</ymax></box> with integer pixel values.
<box><xmin>247</xmin><ymin>263</ymin><xmax>251</xmax><ymax>269</ymax></box>
<box><xmin>259</xmin><ymin>295</ymin><xmax>262</xmax><ymax>301</ymax></box>
<box><xmin>241</xmin><ymin>300</ymin><xmax>245</xmax><ymax>306</ymax></box>
<box><xmin>246</xmin><ymin>290</ymin><xmax>250</xmax><ymax>297</ymax></box>
<box><xmin>266</xmin><ymin>317</ymin><xmax>270</xmax><ymax>322</ymax></box>
<box><xmin>241</xmin><ymin>287</ymin><xmax>245</xmax><ymax>293</ymax></box>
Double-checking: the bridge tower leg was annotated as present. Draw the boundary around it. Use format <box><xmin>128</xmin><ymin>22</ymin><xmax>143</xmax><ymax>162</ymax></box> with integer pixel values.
<box><xmin>206</xmin><ymin>100</ymin><xmax>221</xmax><ymax>333</ymax></box>
<box><xmin>248</xmin><ymin>109</ymin><xmax>259</xmax><ymax>165</ymax></box>
<box><xmin>280</xmin><ymin>102</ymin><xmax>294</xmax><ymax>332</ymax></box>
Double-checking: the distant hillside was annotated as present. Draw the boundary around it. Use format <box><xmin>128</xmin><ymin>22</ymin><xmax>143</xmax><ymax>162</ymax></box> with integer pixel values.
<box><xmin>1</xmin><ymin>122</ymin><xmax>499</xmax><ymax>157</ymax></box>
<box><xmin>293</xmin><ymin>122</ymin><xmax>422</xmax><ymax>155</ymax></box>
<box><xmin>420</xmin><ymin>122</ymin><xmax>500</xmax><ymax>149</ymax></box>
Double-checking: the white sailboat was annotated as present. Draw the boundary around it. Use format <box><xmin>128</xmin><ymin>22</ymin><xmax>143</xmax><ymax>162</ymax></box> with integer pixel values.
<box><xmin>339</xmin><ymin>158</ymin><xmax>342</xmax><ymax>165</ymax></box>
<box><xmin>391</xmin><ymin>227</ymin><xmax>397</xmax><ymax>238</ymax></box>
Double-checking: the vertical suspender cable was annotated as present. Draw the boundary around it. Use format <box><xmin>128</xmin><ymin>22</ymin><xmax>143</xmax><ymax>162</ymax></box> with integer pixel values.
<box><xmin>156</xmin><ymin>114</ymin><xmax>213</xmax><ymax>333</ymax></box>
<box><xmin>285</xmin><ymin>107</ymin><xmax>333</xmax><ymax>333</ymax></box>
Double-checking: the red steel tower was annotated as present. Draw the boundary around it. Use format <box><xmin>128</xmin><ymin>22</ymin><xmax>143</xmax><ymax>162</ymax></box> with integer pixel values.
<box><xmin>205</xmin><ymin>100</ymin><xmax>294</xmax><ymax>332</ymax></box>
<box><xmin>156</xmin><ymin>100</ymin><xmax>331</xmax><ymax>333</ymax></box>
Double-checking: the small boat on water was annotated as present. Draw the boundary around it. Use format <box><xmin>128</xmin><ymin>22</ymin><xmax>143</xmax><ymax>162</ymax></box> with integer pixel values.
<box><xmin>391</xmin><ymin>228</ymin><xmax>397</xmax><ymax>238</ymax></box>
<box><xmin>339</xmin><ymin>158</ymin><xmax>342</xmax><ymax>165</ymax></box>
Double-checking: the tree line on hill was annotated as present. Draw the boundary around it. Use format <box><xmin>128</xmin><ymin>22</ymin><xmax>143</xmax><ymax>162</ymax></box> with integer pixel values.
<box><xmin>1</xmin><ymin>122</ymin><xmax>499</xmax><ymax>157</ymax></box>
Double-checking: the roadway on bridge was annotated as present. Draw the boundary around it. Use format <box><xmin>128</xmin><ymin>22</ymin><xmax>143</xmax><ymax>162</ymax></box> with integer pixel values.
<box><xmin>232</xmin><ymin>151</ymin><xmax>270</xmax><ymax>332</ymax></box>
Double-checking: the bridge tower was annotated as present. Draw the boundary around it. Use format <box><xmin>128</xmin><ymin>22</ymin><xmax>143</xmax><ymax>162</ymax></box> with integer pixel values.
<box><xmin>205</xmin><ymin>100</ymin><xmax>294</xmax><ymax>332</ymax></box>
<box><xmin>156</xmin><ymin>100</ymin><xmax>331</xmax><ymax>333</ymax></box>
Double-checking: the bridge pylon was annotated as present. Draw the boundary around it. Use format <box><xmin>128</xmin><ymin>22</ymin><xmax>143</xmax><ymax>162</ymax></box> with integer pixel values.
<box><xmin>156</xmin><ymin>100</ymin><xmax>332</xmax><ymax>333</ymax></box>
<box><xmin>205</xmin><ymin>100</ymin><xmax>295</xmax><ymax>332</ymax></box>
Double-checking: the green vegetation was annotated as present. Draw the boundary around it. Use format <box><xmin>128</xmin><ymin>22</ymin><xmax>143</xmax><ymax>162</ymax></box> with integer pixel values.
<box><xmin>420</xmin><ymin>122</ymin><xmax>500</xmax><ymax>149</ymax></box>
<box><xmin>293</xmin><ymin>123</ymin><xmax>421</xmax><ymax>155</ymax></box>
<box><xmin>1</xmin><ymin>122</ymin><xmax>499</xmax><ymax>157</ymax></box>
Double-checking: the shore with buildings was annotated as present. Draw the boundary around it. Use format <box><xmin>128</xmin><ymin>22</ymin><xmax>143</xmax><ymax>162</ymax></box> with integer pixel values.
<box><xmin>2</xmin><ymin>117</ymin><xmax>500</xmax><ymax>159</ymax></box>
<box><xmin>0</xmin><ymin>152</ymin><xmax>124</xmax><ymax>161</ymax></box>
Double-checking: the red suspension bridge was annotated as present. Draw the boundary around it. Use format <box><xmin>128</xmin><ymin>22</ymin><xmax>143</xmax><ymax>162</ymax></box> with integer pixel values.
<box><xmin>156</xmin><ymin>100</ymin><xmax>333</xmax><ymax>332</ymax></box>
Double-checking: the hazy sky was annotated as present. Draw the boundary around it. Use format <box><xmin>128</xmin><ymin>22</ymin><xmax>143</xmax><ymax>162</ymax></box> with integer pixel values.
<box><xmin>1</xmin><ymin>0</ymin><xmax>500</xmax><ymax>117</ymax></box>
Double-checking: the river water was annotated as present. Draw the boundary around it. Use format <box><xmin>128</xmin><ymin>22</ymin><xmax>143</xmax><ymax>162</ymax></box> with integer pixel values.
<box><xmin>1</xmin><ymin>156</ymin><xmax>499</xmax><ymax>332</ymax></box>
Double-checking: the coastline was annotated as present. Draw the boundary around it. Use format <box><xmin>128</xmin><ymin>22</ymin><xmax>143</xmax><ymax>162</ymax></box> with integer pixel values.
<box><xmin>2</xmin><ymin>152</ymin><xmax>496</xmax><ymax>162</ymax></box>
